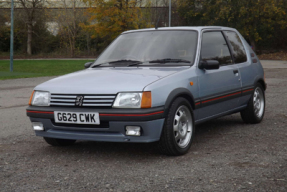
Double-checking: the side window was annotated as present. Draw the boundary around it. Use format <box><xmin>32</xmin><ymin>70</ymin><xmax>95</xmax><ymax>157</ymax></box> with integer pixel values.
<box><xmin>201</xmin><ymin>31</ymin><xmax>232</xmax><ymax>65</ymax></box>
<box><xmin>224</xmin><ymin>31</ymin><xmax>247</xmax><ymax>63</ymax></box>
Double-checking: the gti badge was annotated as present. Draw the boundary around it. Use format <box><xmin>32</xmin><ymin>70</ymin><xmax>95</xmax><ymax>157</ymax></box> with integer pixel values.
<box><xmin>75</xmin><ymin>96</ymin><xmax>84</xmax><ymax>106</ymax></box>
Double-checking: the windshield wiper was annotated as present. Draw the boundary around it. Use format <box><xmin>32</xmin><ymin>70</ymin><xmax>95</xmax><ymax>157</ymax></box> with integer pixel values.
<box><xmin>109</xmin><ymin>59</ymin><xmax>141</xmax><ymax>64</ymax></box>
<box><xmin>148</xmin><ymin>58</ymin><xmax>191</xmax><ymax>64</ymax></box>
<box><xmin>92</xmin><ymin>59</ymin><xmax>190</xmax><ymax>67</ymax></box>
<box><xmin>91</xmin><ymin>63</ymin><xmax>109</xmax><ymax>68</ymax></box>
<box><xmin>91</xmin><ymin>60</ymin><xmax>142</xmax><ymax>68</ymax></box>
<box><xmin>129</xmin><ymin>58</ymin><xmax>191</xmax><ymax>66</ymax></box>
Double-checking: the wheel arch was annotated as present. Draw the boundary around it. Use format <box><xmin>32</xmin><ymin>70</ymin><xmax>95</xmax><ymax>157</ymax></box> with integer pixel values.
<box><xmin>164</xmin><ymin>88</ymin><xmax>195</xmax><ymax>117</ymax></box>
<box><xmin>256</xmin><ymin>78</ymin><xmax>267</xmax><ymax>91</ymax></box>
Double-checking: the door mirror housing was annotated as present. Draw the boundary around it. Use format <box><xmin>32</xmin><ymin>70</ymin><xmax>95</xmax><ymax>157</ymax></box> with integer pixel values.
<box><xmin>84</xmin><ymin>62</ymin><xmax>93</xmax><ymax>68</ymax></box>
<box><xmin>199</xmin><ymin>60</ymin><xmax>220</xmax><ymax>70</ymax></box>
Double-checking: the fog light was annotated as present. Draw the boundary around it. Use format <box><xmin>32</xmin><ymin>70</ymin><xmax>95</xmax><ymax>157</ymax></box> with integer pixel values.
<box><xmin>125</xmin><ymin>126</ymin><xmax>141</xmax><ymax>136</ymax></box>
<box><xmin>32</xmin><ymin>122</ymin><xmax>44</xmax><ymax>131</ymax></box>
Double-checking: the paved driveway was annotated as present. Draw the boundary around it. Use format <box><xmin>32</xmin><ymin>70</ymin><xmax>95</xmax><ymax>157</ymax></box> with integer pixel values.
<box><xmin>0</xmin><ymin>62</ymin><xmax>286</xmax><ymax>191</ymax></box>
<box><xmin>260</xmin><ymin>60</ymin><xmax>287</xmax><ymax>68</ymax></box>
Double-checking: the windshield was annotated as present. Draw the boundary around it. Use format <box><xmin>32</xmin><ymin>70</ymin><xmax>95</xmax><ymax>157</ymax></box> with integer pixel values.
<box><xmin>94</xmin><ymin>30</ymin><xmax>198</xmax><ymax>66</ymax></box>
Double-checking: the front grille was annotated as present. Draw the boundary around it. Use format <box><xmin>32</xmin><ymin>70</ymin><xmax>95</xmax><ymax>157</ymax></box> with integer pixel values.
<box><xmin>50</xmin><ymin>94</ymin><xmax>116</xmax><ymax>107</ymax></box>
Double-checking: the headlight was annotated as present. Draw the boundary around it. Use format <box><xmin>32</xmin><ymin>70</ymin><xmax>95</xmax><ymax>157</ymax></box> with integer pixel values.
<box><xmin>113</xmin><ymin>92</ymin><xmax>151</xmax><ymax>108</ymax></box>
<box><xmin>29</xmin><ymin>91</ymin><xmax>50</xmax><ymax>106</ymax></box>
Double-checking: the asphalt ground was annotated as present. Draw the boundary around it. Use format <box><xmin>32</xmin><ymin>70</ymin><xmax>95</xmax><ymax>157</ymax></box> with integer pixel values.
<box><xmin>0</xmin><ymin>64</ymin><xmax>286</xmax><ymax>191</ymax></box>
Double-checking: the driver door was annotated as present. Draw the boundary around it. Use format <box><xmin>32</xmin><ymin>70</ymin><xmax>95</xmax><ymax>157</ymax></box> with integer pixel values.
<box><xmin>196</xmin><ymin>31</ymin><xmax>242</xmax><ymax>121</ymax></box>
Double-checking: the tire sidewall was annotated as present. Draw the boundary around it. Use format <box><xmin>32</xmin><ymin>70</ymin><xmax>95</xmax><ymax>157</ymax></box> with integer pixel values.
<box><xmin>252</xmin><ymin>84</ymin><xmax>265</xmax><ymax>122</ymax></box>
<box><xmin>166</xmin><ymin>97</ymin><xmax>195</xmax><ymax>154</ymax></box>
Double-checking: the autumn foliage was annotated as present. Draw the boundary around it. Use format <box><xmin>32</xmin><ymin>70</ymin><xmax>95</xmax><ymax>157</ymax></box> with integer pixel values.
<box><xmin>82</xmin><ymin>0</ymin><xmax>150</xmax><ymax>42</ymax></box>
<box><xmin>1</xmin><ymin>0</ymin><xmax>287</xmax><ymax>57</ymax></box>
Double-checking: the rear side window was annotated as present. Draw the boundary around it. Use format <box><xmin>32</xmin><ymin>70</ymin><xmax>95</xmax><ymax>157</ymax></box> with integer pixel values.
<box><xmin>224</xmin><ymin>31</ymin><xmax>247</xmax><ymax>63</ymax></box>
<box><xmin>201</xmin><ymin>31</ymin><xmax>232</xmax><ymax>65</ymax></box>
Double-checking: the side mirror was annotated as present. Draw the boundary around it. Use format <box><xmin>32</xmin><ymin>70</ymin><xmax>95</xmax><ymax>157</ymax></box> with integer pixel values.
<box><xmin>199</xmin><ymin>60</ymin><xmax>220</xmax><ymax>70</ymax></box>
<box><xmin>84</xmin><ymin>62</ymin><xmax>93</xmax><ymax>68</ymax></box>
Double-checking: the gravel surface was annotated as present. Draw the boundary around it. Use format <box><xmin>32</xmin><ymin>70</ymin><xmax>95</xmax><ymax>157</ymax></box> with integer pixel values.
<box><xmin>0</xmin><ymin>69</ymin><xmax>286</xmax><ymax>191</ymax></box>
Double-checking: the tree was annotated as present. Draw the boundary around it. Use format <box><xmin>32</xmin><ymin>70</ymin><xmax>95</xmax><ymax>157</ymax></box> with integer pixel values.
<box><xmin>208</xmin><ymin>0</ymin><xmax>287</xmax><ymax>51</ymax></box>
<box><xmin>178</xmin><ymin>0</ymin><xmax>287</xmax><ymax>52</ymax></box>
<box><xmin>177</xmin><ymin>0</ymin><xmax>206</xmax><ymax>26</ymax></box>
<box><xmin>54</xmin><ymin>0</ymin><xmax>87</xmax><ymax>57</ymax></box>
<box><xmin>18</xmin><ymin>0</ymin><xmax>45</xmax><ymax>55</ymax></box>
<box><xmin>0</xmin><ymin>9</ymin><xmax>11</xmax><ymax>52</ymax></box>
<box><xmin>82</xmin><ymin>0</ymin><xmax>149</xmax><ymax>44</ymax></box>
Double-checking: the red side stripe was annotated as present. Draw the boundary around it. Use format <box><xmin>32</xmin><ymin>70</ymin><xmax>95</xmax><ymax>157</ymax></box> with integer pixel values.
<box><xmin>27</xmin><ymin>89</ymin><xmax>253</xmax><ymax>114</ymax></box>
<box><xmin>27</xmin><ymin>110</ymin><xmax>164</xmax><ymax>116</ymax></box>
<box><xmin>99</xmin><ymin>111</ymin><xmax>164</xmax><ymax>117</ymax></box>
<box><xmin>201</xmin><ymin>91</ymin><xmax>241</xmax><ymax>104</ymax></box>
<box><xmin>243</xmin><ymin>88</ymin><xmax>254</xmax><ymax>93</ymax></box>
<box><xmin>27</xmin><ymin>110</ymin><xmax>54</xmax><ymax>114</ymax></box>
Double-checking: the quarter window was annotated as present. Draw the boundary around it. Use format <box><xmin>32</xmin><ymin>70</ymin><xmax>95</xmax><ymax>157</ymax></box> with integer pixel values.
<box><xmin>224</xmin><ymin>31</ymin><xmax>247</xmax><ymax>63</ymax></box>
<box><xmin>201</xmin><ymin>31</ymin><xmax>233</xmax><ymax>65</ymax></box>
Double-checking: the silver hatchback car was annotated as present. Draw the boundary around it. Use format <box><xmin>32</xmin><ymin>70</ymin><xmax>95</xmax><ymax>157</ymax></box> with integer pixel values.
<box><xmin>27</xmin><ymin>26</ymin><xmax>266</xmax><ymax>155</ymax></box>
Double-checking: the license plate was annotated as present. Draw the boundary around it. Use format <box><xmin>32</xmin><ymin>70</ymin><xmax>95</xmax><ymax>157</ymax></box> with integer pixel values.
<box><xmin>54</xmin><ymin>111</ymin><xmax>100</xmax><ymax>125</ymax></box>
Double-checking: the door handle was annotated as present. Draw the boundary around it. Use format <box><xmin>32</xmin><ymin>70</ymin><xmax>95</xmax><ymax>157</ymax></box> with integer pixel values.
<box><xmin>233</xmin><ymin>69</ymin><xmax>239</xmax><ymax>77</ymax></box>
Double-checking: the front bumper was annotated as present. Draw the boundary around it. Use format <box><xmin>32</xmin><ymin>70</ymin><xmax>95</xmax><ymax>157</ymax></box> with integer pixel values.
<box><xmin>27</xmin><ymin>106</ymin><xmax>165</xmax><ymax>143</ymax></box>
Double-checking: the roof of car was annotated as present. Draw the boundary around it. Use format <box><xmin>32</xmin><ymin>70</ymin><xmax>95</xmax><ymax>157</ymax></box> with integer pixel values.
<box><xmin>122</xmin><ymin>26</ymin><xmax>236</xmax><ymax>34</ymax></box>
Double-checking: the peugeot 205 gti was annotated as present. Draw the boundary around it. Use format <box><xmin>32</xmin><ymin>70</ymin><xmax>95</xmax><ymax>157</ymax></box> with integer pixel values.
<box><xmin>27</xmin><ymin>27</ymin><xmax>266</xmax><ymax>156</ymax></box>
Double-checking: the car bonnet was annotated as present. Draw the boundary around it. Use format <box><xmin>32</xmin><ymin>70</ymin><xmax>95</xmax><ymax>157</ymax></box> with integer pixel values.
<box><xmin>34</xmin><ymin>67</ymin><xmax>189</xmax><ymax>94</ymax></box>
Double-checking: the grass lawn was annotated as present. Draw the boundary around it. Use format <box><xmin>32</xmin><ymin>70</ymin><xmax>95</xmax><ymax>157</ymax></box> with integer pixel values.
<box><xmin>0</xmin><ymin>60</ymin><xmax>94</xmax><ymax>80</ymax></box>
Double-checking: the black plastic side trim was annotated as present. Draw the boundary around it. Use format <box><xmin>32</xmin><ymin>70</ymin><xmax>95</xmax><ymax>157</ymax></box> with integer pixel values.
<box><xmin>200</xmin><ymin>90</ymin><xmax>242</xmax><ymax>108</ymax></box>
<box><xmin>195</xmin><ymin>105</ymin><xmax>246</xmax><ymax>125</ymax></box>
<box><xmin>196</xmin><ymin>87</ymin><xmax>254</xmax><ymax>108</ymax></box>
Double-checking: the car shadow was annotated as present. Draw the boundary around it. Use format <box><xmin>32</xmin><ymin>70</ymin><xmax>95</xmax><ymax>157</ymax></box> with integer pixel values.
<box><xmin>43</xmin><ymin>114</ymin><xmax>245</xmax><ymax>158</ymax></box>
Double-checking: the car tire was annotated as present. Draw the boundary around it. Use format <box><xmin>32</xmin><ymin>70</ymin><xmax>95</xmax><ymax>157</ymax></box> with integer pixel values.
<box><xmin>43</xmin><ymin>137</ymin><xmax>76</xmax><ymax>146</ymax></box>
<box><xmin>240</xmin><ymin>83</ymin><xmax>265</xmax><ymax>124</ymax></box>
<box><xmin>158</xmin><ymin>97</ymin><xmax>195</xmax><ymax>156</ymax></box>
